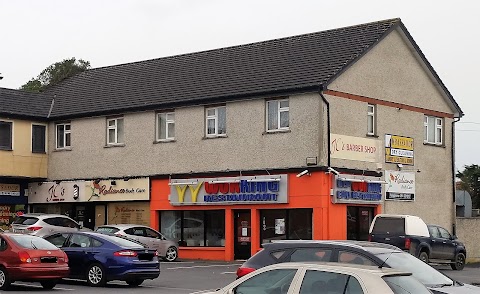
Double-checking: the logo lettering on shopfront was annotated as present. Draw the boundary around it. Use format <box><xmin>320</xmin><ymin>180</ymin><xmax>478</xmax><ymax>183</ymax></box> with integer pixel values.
<box><xmin>176</xmin><ymin>182</ymin><xmax>204</xmax><ymax>203</ymax></box>
<box><xmin>47</xmin><ymin>184</ymin><xmax>65</xmax><ymax>202</ymax></box>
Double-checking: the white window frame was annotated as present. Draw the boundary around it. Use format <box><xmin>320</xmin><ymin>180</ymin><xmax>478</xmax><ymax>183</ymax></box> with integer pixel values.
<box><xmin>266</xmin><ymin>99</ymin><xmax>289</xmax><ymax>132</ymax></box>
<box><xmin>424</xmin><ymin>115</ymin><xmax>443</xmax><ymax>145</ymax></box>
<box><xmin>0</xmin><ymin>120</ymin><xmax>14</xmax><ymax>150</ymax></box>
<box><xmin>56</xmin><ymin>123</ymin><xmax>71</xmax><ymax>149</ymax></box>
<box><xmin>31</xmin><ymin>123</ymin><xmax>48</xmax><ymax>153</ymax></box>
<box><xmin>367</xmin><ymin>104</ymin><xmax>375</xmax><ymax>136</ymax></box>
<box><xmin>106</xmin><ymin>117</ymin><xmax>124</xmax><ymax>145</ymax></box>
<box><xmin>156</xmin><ymin>112</ymin><xmax>175</xmax><ymax>141</ymax></box>
<box><xmin>205</xmin><ymin>106</ymin><xmax>226</xmax><ymax>137</ymax></box>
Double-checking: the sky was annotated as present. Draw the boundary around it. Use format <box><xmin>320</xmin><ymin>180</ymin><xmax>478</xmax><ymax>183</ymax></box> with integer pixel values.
<box><xmin>0</xmin><ymin>0</ymin><xmax>478</xmax><ymax>172</ymax></box>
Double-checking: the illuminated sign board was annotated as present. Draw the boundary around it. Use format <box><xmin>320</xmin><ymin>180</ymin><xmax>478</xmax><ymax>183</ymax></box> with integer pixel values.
<box><xmin>332</xmin><ymin>176</ymin><xmax>383</xmax><ymax>204</ymax></box>
<box><xmin>385</xmin><ymin>134</ymin><xmax>414</xmax><ymax>165</ymax></box>
<box><xmin>385</xmin><ymin>170</ymin><xmax>415</xmax><ymax>201</ymax></box>
<box><xmin>169</xmin><ymin>175</ymin><xmax>288</xmax><ymax>206</ymax></box>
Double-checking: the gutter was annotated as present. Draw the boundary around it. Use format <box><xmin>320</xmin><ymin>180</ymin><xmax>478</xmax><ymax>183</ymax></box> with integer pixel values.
<box><xmin>452</xmin><ymin>116</ymin><xmax>461</xmax><ymax>236</ymax></box>
<box><xmin>319</xmin><ymin>89</ymin><xmax>331</xmax><ymax>167</ymax></box>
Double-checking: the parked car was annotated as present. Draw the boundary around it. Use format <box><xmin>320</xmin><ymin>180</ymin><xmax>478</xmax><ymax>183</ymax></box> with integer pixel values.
<box><xmin>369</xmin><ymin>214</ymin><xmax>466</xmax><ymax>270</ymax></box>
<box><xmin>95</xmin><ymin>224</ymin><xmax>179</xmax><ymax>262</ymax></box>
<box><xmin>236</xmin><ymin>240</ymin><xmax>480</xmax><ymax>293</ymax></box>
<box><xmin>0</xmin><ymin>233</ymin><xmax>69</xmax><ymax>290</ymax></box>
<box><xmin>11</xmin><ymin>213</ymin><xmax>81</xmax><ymax>237</ymax></box>
<box><xmin>44</xmin><ymin>231</ymin><xmax>159</xmax><ymax>286</ymax></box>
<box><xmin>197</xmin><ymin>262</ymin><xmax>432</xmax><ymax>294</ymax></box>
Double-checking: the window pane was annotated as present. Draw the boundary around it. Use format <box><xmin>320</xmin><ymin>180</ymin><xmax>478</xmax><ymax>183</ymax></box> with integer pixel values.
<box><xmin>261</xmin><ymin>210</ymin><xmax>287</xmax><ymax>243</ymax></box>
<box><xmin>289</xmin><ymin>248</ymin><xmax>332</xmax><ymax>262</ymax></box>
<box><xmin>427</xmin><ymin>117</ymin><xmax>435</xmax><ymax>143</ymax></box>
<box><xmin>236</xmin><ymin>269</ymin><xmax>296</xmax><ymax>294</ymax></box>
<box><xmin>436</xmin><ymin>127</ymin><xmax>442</xmax><ymax>144</ymax></box>
<box><xmin>168</xmin><ymin>122</ymin><xmax>175</xmax><ymax>138</ymax></box>
<box><xmin>108</xmin><ymin>129</ymin><xmax>116</xmax><ymax>143</ymax></box>
<box><xmin>267</xmin><ymin>101</ymin><xmax>278</xmax><ymax>130</ymax></box>
<box><xmin>0</xmin><ymin>122</ymin><xmax>12</xmax><ymax>149</ymax></box>
<box><xmin>57</xmin><ymin>125</ymin><xmax>65</xmax><ymax>148</ymax></box>
<box><xmin>206</xmin><ymin>210</ymin><xmax>225</xmax><ymax>246</ymax></box>
<box><xmin>280</xmin><ymin>110</ymin><xmax>289</xmax><ymax>128</ymax></box>
<box><xmin>159</xmin><ymin>114</ymin><xmax>167</xmax><ymax>139</ymax></box>
<box><xmin>424</xmin><ymin>125</ymin><xmax>428</xmax><ymax>141</ymax></box>
<box><xmin>299</xmin><ymin>271</ymin><xmax>348</xmax><ymax>294</ymax></box>
<box><xmin>368</xmin><ymin>105</ymin><xmax>374</xmax><ymax>113</ymax></box>
<box><xmin>117</xmin><ymin>119</ymin><xmax>124</xmax><ymax>143</ymax></box>
<box><xmin>207</xmin><ymin>109</ymin><xmax>216</xmax><ymax>116</ymax></box>
<box><xmin>218</xmin><ymin>107</ymin><xmax>226</xmax><ymax>134</ymax></box>
<box><xmin>161</xmin><ymin>211</ymin><xmax>182</xmax><ymax>243</ymax></box>
<box><xmin>288</xmin><ymin>209</ymin><xmax>312</xmax><ymax>240</ymax></box>
<box><xmin>207</xmin><ymin>118</ymin><xmax>216</xmax><ymax>135</ymax></box>
<box><xmin>279</xmin><ymin>100</ymin><xmax>289</xmax><ymax>108</ymax></box>
<box><xmin>108</xmin><ymin>120</ymin><xmax>116</xmax><ymax>127</ymax></box>
<box><xmin>166</xmin><ymin>113</ymin><xmax>175</xmax><ymax>121</ymax></box>
<box><xmin>183</xmin><ymin>211</ymin><xmax>204</xmax><ymax>246</ymax></box>
<box><xmin>338</xmin><ymin>251</ymin><xmax>376</xmax><ymax>266</ymax></box>
<box><xmin>65</xmin><ymin>124</ymin><xmax>71</xmax><ymax>131</ymax></box>
<box><xmin>32</xmin><ymin>125</ymin><xmax>46</xmax><ymax>153</ymax></box>
<box><xmin>65</xmin><ymin>132</ymin><xmax>71</xmax><ymax>147</ymax></box>
<box><xmin>367</xmin><ymin>115</ymin><xmax>374</xmax><ymax>134</ymax></box>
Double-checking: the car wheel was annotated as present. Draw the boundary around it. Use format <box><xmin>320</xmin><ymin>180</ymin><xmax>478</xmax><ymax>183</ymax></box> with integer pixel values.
<box><xmin>419</xmin><ymin>251</ymin><xmax>429</xmax><ymax>263</ymax></box>
<box><xmin>126</xmin><ymin>279</ymin><xmax>144</xmax><ymax>286</ymax></box>
<box><xmin>40</xmin><ymin>280</ymin><xmax>58</xmax><ymax>289</ymax></box>
<box><xmin>451</xmin><ymin>252</ymin><xmax>465</xmax><ymax>270</ymax></box>
<box><xmin>0</xmin><ymin>267</ymin><xmax>11</xmax><ymax>290</ymax></box>
<box><xmin>86</xmin><ymin>263</ymin><xmax>107</xmax><ymax>287</ymax></box>
<box><xmin>164</xmin><ymin>246</ymin><xmax>178</xmax><ymax>262</ymax></box>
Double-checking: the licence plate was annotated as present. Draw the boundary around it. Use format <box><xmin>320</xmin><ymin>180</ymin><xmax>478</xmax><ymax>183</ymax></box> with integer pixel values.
<box><xmin>13</xmin><ymin>229</ymin><xmax>24</xmax><ymax>233</ymax></box>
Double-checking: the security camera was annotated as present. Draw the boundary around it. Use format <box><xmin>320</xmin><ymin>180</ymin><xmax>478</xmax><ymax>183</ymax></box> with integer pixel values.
<box><xmin>397</xmin><ymin>163</ymin><xmax>403</xmax><ymax>169</ymax></box>
<box><xmin>296</xmin><ymin>170</ymin><xmax>310</xmax><ymax>178</ymax></box>
<box><xmin>327</xmin><ymin>167</ymin><xmax>340</xmax><ymax>176</ymax></box>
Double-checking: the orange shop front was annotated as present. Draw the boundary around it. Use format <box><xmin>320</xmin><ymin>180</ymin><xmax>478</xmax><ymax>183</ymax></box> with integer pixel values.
<box><xmin>150</xmin><ymin>171</ymin><xmax>383</xmax><ymax>261</ymax></box>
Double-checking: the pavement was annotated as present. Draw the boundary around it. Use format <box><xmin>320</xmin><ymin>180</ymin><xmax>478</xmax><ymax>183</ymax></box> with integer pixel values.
<box><xmin>436</xmin><ymin>263</ymin><xmax>480</xmax><ymax>286</ymax></box>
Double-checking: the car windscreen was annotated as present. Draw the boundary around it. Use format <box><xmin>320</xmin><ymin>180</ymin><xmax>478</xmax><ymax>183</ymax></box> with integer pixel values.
<box><xmin>100</xmin><ymin>234</ymin><xmax>145</xmax><ymax>248</ymax></box>
<box><xmin>377</xmin><ymin>252</ymin><xmax>453</xmax><ymax>287</ymax></box>
<box><xmin>10</xmin><ymin>235</ymin><xmax>59</xmax><ymax>250</ymax></box>
<box><xmin>383</xmin><ymin>275</ymin><xmax>432</xmax><ymax>294</ymax></box>
<box><xmin>95</xmin><ymin>227</ymin><xmax>120</xmax><ymax>234</ymax></box>
<box><xmin>371</xmin><ymin>218</ymin><xmax>405</xmax><ymax>235</ymax></box>
<box><xmin>13</xmin><ymin>216</ymin><xmax>39</xmax><ymax>225</ymax></box>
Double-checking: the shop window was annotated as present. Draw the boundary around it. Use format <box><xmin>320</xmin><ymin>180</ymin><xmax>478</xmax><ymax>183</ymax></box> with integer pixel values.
<box><xmin>160</xmin><ymin>210</ymin><xmax>225</xmax><ymax>247</ymax></box>
<box><xmin>260</xmin><ymin>209</ymin><xmax>312</xmax><ymax>245</ymax></box>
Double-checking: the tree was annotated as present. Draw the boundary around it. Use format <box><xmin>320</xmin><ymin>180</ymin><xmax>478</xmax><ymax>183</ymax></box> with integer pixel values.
<box><xmin>456</xmin><ymin>164</ymin><xmax>480</xmax><ymax>208</ymax></box>
<box><xmin>20</xmin><ymin>57</ymin><xmax>90</xmax><ymax>92</ymax></box>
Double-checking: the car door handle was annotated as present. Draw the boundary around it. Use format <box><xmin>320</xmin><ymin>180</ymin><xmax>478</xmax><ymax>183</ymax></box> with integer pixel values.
<box><xmin>443</xmin><ymin>242</ymin><xmax>446</xmax><ymax>244</ymax></box>
<box><xmin>432</xmin><ymin>240</ymin><xmax>436</xmax><ymax>242</ymax></box>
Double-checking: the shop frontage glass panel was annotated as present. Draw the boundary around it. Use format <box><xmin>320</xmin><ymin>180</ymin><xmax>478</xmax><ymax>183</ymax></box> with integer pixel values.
<box><xmin>288</xmin><ymin>209</ymin><xmax>312</xmax><ymax>240</ymax></box>
<box><xmin>347</xmin><ymin>206</ymin><xmax>374</xmax><ymax>241</ymax></box>
<box><xmin>206</xmin><ymin>210</ymin><xmax>225</xmax><ymax>246</ymax></box>
<box><xmin>260</xmin><ymin>209</ymin><xmax>313</xmax><ymax>245</ymax></box>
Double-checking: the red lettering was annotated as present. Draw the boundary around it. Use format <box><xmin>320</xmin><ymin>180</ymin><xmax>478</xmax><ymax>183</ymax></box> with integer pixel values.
<box><xmin>229</xmin><ymin>182</ymin><xmax>240</xmax><ymax>193</ymax></box>
<box><xmin>204</xmin><ymin>182</ymin><xmax>219</xmax><ymax>194</ymax></box>
<box><xmin>219</xmin><ymin>183</ymin><xmax>229</xmax><ymax>194</ymax></box>
<box><xmin>351</xmin><ymin>182</ymin><xmax>368</xmax><ymax>192</ymax></box>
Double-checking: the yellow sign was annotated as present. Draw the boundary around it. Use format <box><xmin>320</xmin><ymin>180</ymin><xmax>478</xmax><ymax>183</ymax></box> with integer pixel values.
<box><xmin>0</xmin><ymin>184</ymin><xmax>20</xmax><ymax>196</ymax></box>
<box><xmin>175</xmin><ymin>182</ymin><xmax>203</xmax><ymax>203</ymax></box>
<box><xmin>385</xmin><ymin>134</ymin><xmax>414</xmax><ymax>165</ymax></box>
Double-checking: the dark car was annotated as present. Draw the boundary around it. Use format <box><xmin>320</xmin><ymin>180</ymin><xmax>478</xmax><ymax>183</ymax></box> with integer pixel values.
<box><xmin>44</xmin><ymin>231</ymin><xmax>159</xmax><ymax>286</ymax></box>
<box><xmin>0</xmin><ymin>233</ymin><xmax>70</xmax><ymax>290</ymax></box>
<box><xmin>237</xmin><ymin>240</ymin><xmax>480</xmax><ymax>294</ymax></box>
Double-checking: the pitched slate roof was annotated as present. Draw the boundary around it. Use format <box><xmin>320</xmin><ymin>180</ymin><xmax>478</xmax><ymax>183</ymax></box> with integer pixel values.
<box><xmin>46</xmin><ymin>18</ymin><xmax>401</xmax><ymax>119</ymax></box>
<box><xmin>0</xmin><ymin>87</ymin><xmax>51</xmax><ymax>120</ymax></box>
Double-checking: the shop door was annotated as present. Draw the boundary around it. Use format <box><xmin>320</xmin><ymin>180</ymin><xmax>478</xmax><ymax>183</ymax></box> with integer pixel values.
<box><xmin>347</xmin><ymin>206</ymin><xmax>374</xmax><ymax>241</ymax></box>
<box><xmin>234</xmin><ymin>210</ymin><xmax>251</xmax><ymax>260</ymax></box>
<box><xmin>76</xmin><ymin>204</ymin><xmax>96</xmax><ymax>230</ymax></box>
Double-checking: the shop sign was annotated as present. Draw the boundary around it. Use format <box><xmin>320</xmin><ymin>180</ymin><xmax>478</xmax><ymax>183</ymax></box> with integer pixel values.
<box><xmin>107</xmin><ymin>202</ymin><xmax>150</xmax><ymax>226</ymax></box>
<box><xmin>28</xmin><ymin>181</ymin><xmax>85</xmax><ymax>203</ymax></box>
<box><xmin>385</xmin><ymin>134</ymin><xmax>414</xmax><ymax>165</ymax></box>
<box><xmin>169</xmin><ymin>175</ymin><xmax>288</xmax><ymax>206</ymax></box>
<box><xmin>0</xmin><ymin>205</ymin><xmax>26</xmax><ymax>231</ymax></box>
<box><xmin>0</xmin><ymin>184</ymin><xmax>21</xmax><ymax>196</ymax></box>
<box><xmin>330</xmin><ymin>134</ymin><xmax>380</xmax><ymax>162</ymax></box>
<box><xmin>87</xmin><ymin>178</ymin><xmax>149</xmax><ymax>202</ymax></box>
<box><xmin>332</xmin><ymin>175</ymin><xmax>383</xmax><ymax>204</ymax></box>
<box><xmin>385</xmin><ymin>170</ymin><xmax>415</xmax><ymax>201</ymax></box>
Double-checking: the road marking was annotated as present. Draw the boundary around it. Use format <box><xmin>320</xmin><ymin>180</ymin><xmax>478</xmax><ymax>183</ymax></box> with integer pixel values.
<box><xmin>13</xmin><ymin>282</ymin><xmax>75</xmax><ymax>291</ymax></box>
<box><xmin>221</xmin><ymin>271</ymin><xmax>236</xmax><ymax>274</ymax></box>
<box><xmin>108</xmin><ymin>282</ymin><xmax>199</xmax><ymax>291</ymax></box>
<box><xmin>167</xmin><ymin>264</ymin><xmax>243</xmax><ymax>270</ymax></box>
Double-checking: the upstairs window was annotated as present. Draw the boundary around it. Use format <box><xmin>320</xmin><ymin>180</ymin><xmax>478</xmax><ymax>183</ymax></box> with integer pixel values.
<box><xmin>424</xmin><ymin>115</ymin><xmax>443</xmax><ymax>145</ymax></box>
<box><xmin>32</xmin><ymin>124</ymin><xmax>46</xmax><ymax>153</ymax></box>
<box><xmin>107</xmin><ymin>117</ymin><xmax>124</xmax><ymax>145</ymax></box>
<box><xmin>157</xmin><ymin>112</ymin><xmax>175</xmax><ymax>141</ymax></box>
<box><xmin>0</xmin><ymin>121</ymin><xmax>13</xmax><ymax>150</ymax></box>
<box><xmin>267</xmin><ymin>99</ymin><xmax>289</xmax><ymax>131</ymax></box>
<box><xmin>56</xmin><ymin>123</ymin><xmax>71</xmax><ymax>149</ymax></box>
<box><xmin>206</xmin><ymin>106</ymin><xmax>226</xmax><ymax>137</ymax></box>
<box><xmin>367</xmin><ymin>104</ymin><xmax>376</xmax><ymax>136</ymax></box>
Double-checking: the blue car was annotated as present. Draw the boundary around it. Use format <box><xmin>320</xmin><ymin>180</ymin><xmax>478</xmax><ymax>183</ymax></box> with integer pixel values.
<box><xmin>44</xmin><ymin>231</ymin><xmax>160</xmax><ymax>286</ymax></box>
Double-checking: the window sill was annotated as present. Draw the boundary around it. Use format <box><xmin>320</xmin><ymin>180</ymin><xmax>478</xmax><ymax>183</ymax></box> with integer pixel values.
<box><xmin>423</xmin><ymin>142</ymin><xmax>445</xmax><ymax>148</ymax></box>
<box><xmin>263</xmin><ymin>129</ymin><xmax>291</xmax><ymax>135</ymax></box>
<box><xmin>366</xmin><ymin>134</ymin><xmax>379</xmax><ymax>138</ymax></box>
<box><xmin>104</xmin><ymin>143</ymin><xmax>126</xmax><ymax>148</ymax></box>
<box><xmin>154</xmin><ymin>139</ymin><xmax>176</xmax><ymax>144</ymax></box>
<box><xmin>53</xmin><ymin>148</ymin><xmax>73</xmax><ymax>152</ymax></box>
<box><xmin>203</xmin><ymin>134</ymin><xmax>228</xmax><ymax>140</ymax></box>
<box><xmin>0</xmin><ymin>148</ymin><xmax>13</xmax><ymax>152</ymax></box>
<box><xmin>32</xmin><ymin>151</ymin><xmax>47</xmax><ymax>154</ymax></box>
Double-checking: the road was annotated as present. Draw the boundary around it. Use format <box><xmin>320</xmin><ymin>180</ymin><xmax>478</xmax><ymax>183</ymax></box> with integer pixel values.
<box><xmin>7</xmin><ymin>260</ymin><xmax>480</xmax><ymax>293</ymax></box>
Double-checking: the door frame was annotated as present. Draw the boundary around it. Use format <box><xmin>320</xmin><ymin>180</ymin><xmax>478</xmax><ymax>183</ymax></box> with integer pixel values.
<box><xmin>234</xmin><ymin>209</ymin><xmax>251</xmax><ymax>260</ymax></box>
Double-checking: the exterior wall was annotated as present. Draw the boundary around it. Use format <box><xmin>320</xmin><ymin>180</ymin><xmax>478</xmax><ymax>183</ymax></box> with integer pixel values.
<box><xmin>47</xmin><ymin>93</ymin><xmax>323</xmax><ymax>180</ymax></box>
<box><xmin>456</xmin><ymin>218</ymin><xmax>480</xmax><ymax>263</ymax></box>
<box><xmin>0</xmin><ymin>118</ymin><xmax>47</xmax><ymax>178</ymax></box>
<box><xmin>325</xmin><ymin>28</ymin><xmax>456</xmax><ymax>230</ymax></box>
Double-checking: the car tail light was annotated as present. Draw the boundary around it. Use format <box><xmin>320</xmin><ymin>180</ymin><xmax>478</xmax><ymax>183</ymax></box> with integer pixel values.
<box><xmin>18</xmin><ymin>251</ymin><xmax>32</xmax><ymax>263</ymax></box>
<box><xmin>236</xmin><ymin>267</ymin><xmax>255</xmax><ymax>278</ymax></box>
<box><xmin>26</xmin><ymin>226</ymin><xmax>43</xmax><ymax>231</ymax></box>
<box><xmin>405</xmin><ymin>238</ymin><xmax>411</xmax><ymax>250</ymax></box>
<box><xmin>114</xmin><ymin>250</ymin><xmax>138</xmax><ymax>257</ymax></box>
<box><xmin>154</xmin><ymin>251</ymin><xmax>159</xmax><ymax>256</ymax></box>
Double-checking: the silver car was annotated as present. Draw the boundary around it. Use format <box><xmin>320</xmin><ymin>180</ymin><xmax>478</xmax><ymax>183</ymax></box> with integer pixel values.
<box><xmin>11</xmin><ymin>213</ymin><xmax>81</xmax><ymax>237</ymax></box>
<box><xmin>95</xmin><ymin>224</ymin><xmax>178</xmax><ymax>262</ymax></box>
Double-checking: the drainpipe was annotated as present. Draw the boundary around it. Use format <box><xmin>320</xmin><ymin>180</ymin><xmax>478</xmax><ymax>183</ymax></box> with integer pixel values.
<box><xmin>319</xmin><ymin>90</ymin><xmax>331</xmax><ymax>167</ymax></box>
<box><xmin>452</xmin><ymin>116</ymin><xmax>460</xmax><ymax>236</ymax></box>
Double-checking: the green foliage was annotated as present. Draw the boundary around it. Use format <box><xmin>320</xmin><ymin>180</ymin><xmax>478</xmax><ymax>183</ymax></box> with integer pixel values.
<box><xmin>20</xmin><ymin>57</ymin><xmax>90</xmax><ymax>92</ymax></box>
<box><xmin>457</xmin><ymin>164</ymin><xmax>480</xmax><ymax>208</ymax></box>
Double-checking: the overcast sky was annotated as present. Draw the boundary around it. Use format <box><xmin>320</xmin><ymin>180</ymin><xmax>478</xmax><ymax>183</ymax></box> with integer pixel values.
<box><xmin>0</xmin><ymin>1</ymin><xmax>478</xmax><ymax>171</ymax></box>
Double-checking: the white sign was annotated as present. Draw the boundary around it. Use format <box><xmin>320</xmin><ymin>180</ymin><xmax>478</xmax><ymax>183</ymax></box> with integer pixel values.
<box><xmin>385</xmin><ymin>171</ymin><xmax>415</xmax><ymax>201</ymax></box>
<box><xmin>86</xmin><ymin>178</ymin><xmax>149</xmax><ymax>202</ymax></box>
<box><xmin>330</xmin><ymin>134</ymin><xmax>381</xmax><ymax>162</ymax></box>
<box><xmin>29</xmin><ymin>181</ymin><xmax>85</xmax><ymax>203</ymax></box>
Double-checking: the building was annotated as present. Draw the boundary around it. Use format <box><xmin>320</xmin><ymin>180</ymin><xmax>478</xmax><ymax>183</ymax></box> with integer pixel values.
<box><xmin>4</xmin><ymin>18</ymin><xmax>462</xmax><ymax>260</ymax></box>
